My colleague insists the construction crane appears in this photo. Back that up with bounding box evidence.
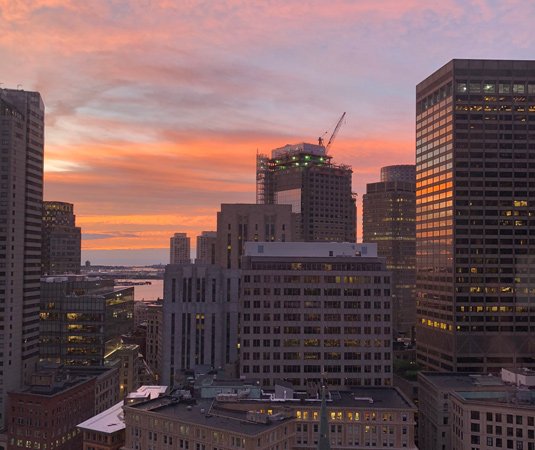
[318,112,346,153]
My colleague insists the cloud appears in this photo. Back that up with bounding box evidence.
[83,232,140,240]
[3,0,535,255]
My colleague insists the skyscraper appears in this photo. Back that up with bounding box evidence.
[363,165,416,338]
[195,231,217,264]
[42,201,81,275]
[416,59,535,372]
[0,88,44,429]
[257,142,356,242]
[170,232,190,264]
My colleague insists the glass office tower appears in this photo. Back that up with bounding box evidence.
[416,59,535,372]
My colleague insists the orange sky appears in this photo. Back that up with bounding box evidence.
[1,0,534,264]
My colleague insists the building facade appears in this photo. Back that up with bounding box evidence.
[0,88,45,431]
[42,201,81,275]
[105,344,153,399]
[195,231,217,264]
[146,301,163,382]
[170,233,191,264]
[162,264,240,385]
[257,143,356,242]
[216,203,295,269]
[122,386,417,450]
[363,165,416,339]
[240,242,392,389]
[7,371,96,450]
[419,368,535,450]
[416,59,535,372]
[40,277,134,366]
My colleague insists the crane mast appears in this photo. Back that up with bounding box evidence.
[323,112,346,154]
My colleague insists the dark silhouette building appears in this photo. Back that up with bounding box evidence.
[0,88,44,430]
[416,59,535,372]
[363,165,416,339]
[256,143,356,242]
[42,201,81,275]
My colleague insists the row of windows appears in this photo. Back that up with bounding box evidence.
[241,338,391,348]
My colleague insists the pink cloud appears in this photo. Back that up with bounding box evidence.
[3,0,535,258]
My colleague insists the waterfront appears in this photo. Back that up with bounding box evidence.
[116,279,163,301]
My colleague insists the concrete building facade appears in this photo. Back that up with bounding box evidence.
[216,203,295,269]
[416,59,535,372]
[240,242,392,389]
[419,368,535,450]
[363,165,416,339]
[170,233,190,264]
[257,143,356,242]
[195,231,217,264]
[0,88,45,431]
[42,201,81,275]
[162,264,240,385]
[145,301,163,382]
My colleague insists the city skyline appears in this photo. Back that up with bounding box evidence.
[2,1,535,264]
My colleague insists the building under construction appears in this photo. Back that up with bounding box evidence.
[256,142,356,242]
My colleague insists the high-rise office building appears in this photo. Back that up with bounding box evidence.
[170,232,190,264]
[216,203,295,269]
[240,242,392,389]
[0,88,44,430]
[195,231,217,264]
[416,59,535,372]
[161,264,240,385]
[42,201,81,275]
[257,143,356,242]
[363,165,416,338]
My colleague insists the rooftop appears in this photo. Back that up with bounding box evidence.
[128,397,286,435]
[78,401,125,434]
[78,386,169,434]
[126,385,168,401]
[419,372,507,390]
[126,386,415,433]
[271,142,326,159]
[452,389,535,408]
[243,242,378,258]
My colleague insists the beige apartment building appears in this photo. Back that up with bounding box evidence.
[450,385,535,450]
[419,368,535,450]
[170,233,191,264]
[240,242,392,389]
[216,203,296,269]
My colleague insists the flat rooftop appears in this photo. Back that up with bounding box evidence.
[128,398,286,435]
[244,242,377,258]
[78,401,125,434]
[271,142,326,159]
[126,385,168,400]
[453,389,535,408]
[420,372,507,390]
[127,387,415,433]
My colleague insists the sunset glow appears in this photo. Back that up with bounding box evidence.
[2,0,534,263]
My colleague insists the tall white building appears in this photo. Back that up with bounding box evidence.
[169,232,190,264]
[0,89,44,431]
